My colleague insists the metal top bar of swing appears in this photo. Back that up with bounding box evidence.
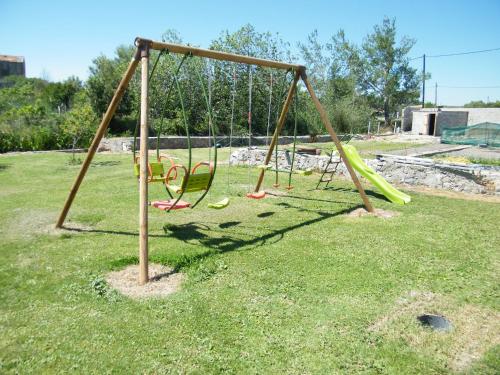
[137,37,304,71]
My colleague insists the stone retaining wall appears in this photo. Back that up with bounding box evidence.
[230,148,500,195]
[98,135,334,152]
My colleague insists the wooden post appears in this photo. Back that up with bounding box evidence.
[147,38,302,71]
[56,50,140,228]
[139,44,150,285]
[301,72,375,213]
[254,70,300,192]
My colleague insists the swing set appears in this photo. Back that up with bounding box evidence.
[55,37,375,285]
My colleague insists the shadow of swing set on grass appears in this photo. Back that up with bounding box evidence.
[67,199,364,273]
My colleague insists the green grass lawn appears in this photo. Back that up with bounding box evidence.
[0,148,499,374]
[294,140,432,158]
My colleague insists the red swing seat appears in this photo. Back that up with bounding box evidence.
[246,191,266,199]
[150,199,191,210]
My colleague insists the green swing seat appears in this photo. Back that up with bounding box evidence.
[167,172,213,194]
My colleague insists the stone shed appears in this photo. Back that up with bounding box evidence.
[0,55,25,79]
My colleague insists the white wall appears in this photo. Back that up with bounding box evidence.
[442,108,500,125]
[411,111,429,134]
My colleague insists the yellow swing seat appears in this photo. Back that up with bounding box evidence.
[133,155,175,183]
[257,164,272,170]
[296,168,313,176]
[207,197,230,209]
[134,162,165,183]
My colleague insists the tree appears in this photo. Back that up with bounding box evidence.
[60,91,98,160]
[464,100,500,108]
[342,17,420,126]
[298,30,372,134]
[42,76,82,113]
[0,76,47,113]
[86,45,139,132]
[209,24,294,136]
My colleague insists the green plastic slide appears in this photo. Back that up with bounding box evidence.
[341,145,411,205]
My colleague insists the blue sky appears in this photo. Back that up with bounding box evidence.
[1,0,499,105]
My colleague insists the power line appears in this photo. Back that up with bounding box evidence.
[438,85,500,89]
[409,47,500,60]
[428,47,500,58]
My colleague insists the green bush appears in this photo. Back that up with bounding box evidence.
[328,98,372,134]
[0,122,66,153]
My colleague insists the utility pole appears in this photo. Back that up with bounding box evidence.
[421,54,426,108]
[434,82,438,107]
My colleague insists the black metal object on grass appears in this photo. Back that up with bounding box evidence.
[417,314,452,332]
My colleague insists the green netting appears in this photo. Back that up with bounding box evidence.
[441,122,500,147]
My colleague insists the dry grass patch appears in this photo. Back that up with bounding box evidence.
[48,222,93,235]
[4,209,92,240]
[346,207,400,218]
[369,291,500,371]
[406,185,500,203]
[106,263,184,299]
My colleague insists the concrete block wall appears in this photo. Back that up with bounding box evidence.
[435,111,468,135]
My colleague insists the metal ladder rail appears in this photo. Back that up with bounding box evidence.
[315,134,353,190]
[316,151,341,189]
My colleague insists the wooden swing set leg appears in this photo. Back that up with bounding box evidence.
[300,71,375,213]
[138,43,150,285]
[55,49,141,229]
[55,41,152,285]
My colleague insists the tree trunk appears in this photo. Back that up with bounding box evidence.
[72,138,77,161]
[383,97,390,127]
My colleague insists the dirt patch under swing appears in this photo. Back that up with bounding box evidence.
[264,188,290,197]
[106,263,185,299]
[346,207,400,218]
